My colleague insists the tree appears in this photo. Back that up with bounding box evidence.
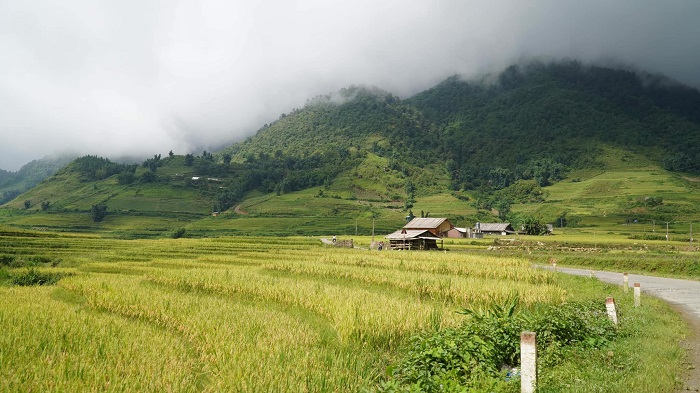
[222,153,232,165]
[493,199,511,222]
[41,201,51,211]
[90,204,108,222]
[117,171,136,185]
[140,171,157,183]
[168,150,174,158]
[184,154,194,166]
[24,200,31,209]
[521,215,548,235]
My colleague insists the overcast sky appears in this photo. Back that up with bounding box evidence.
[2,0,700,170]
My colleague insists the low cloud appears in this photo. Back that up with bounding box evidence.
[1,0,699,170]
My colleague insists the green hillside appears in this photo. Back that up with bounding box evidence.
[0,155,74,205]
[2,61,700,238]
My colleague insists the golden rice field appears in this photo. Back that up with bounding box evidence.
[0,231,592,392]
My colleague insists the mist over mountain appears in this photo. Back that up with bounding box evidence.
[4,61,700,238]
[2,1,700,171]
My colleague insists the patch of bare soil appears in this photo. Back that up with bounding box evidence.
[233,204,248,215]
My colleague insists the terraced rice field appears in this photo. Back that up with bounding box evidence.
[0,231,571,391]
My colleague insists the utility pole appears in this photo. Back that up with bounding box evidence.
[666,222,670,241]
[372,218,375,243]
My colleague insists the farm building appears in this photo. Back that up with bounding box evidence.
[402,217,454,237]
[385,229,442,250]
[384,217,453,250]
[473,222,516,236]
[446,227,467,238]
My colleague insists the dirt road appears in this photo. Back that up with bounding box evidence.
[546,266,700,391]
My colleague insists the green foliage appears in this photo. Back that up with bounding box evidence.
[68,155,125,182]
[117,171,136,185]
[142,154,162,172]
[8,268,64,286]
[0,156,73,205]
[381,297,617,392]
[140,171,158,183]
[170,227,186,239]
[90,204,108,222]
[520,215,549,235]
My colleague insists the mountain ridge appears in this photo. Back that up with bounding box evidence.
[2,60,700,237]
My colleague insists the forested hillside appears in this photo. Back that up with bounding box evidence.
[3,60,700,236]
[408,61,700,191]
[0,156,73,205]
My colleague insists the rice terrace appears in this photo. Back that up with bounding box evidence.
[0,227,694,392]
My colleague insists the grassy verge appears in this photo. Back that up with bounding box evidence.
[537,274,686,392]
[378,273,686,392]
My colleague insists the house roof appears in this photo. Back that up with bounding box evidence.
[476,223,514,232]
[385,229,440,240]
[403,217,450,230]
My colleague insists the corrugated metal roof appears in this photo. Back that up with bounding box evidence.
[403,217,448,229]
[477,223,513,232]
[385,229,434,240]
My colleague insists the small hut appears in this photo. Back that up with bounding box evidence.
[385,229,442,250]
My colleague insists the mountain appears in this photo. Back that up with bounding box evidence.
[407,61,700,189]
[2,60,700,237]
[0,155,74,205]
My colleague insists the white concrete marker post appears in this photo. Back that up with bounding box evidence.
[623,272,629,293]
[605,297,618,325]
[634,283,641,307]
[589,269,595,278]
[520,331,537,393]
[553,262,557,272]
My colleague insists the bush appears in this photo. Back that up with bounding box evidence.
[379,297,617,392]
[171,228,186,239]
[10,268,64,286]
[90,204,108,222]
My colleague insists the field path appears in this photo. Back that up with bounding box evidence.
[233,204,248,214]
[543,266,700,391]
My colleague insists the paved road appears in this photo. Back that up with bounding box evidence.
[543,266,700,319]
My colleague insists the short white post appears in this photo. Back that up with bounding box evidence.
[623,273,629,293]
[634,283,641,307]
[589,269,595,278]
[520,331,537,393]
[605,297,618,325]
[552,262,557,272]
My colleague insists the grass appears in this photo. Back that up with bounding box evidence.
[0,229,691,392]
[537,274,687,392]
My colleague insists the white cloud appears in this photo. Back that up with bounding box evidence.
[1,0,699,170]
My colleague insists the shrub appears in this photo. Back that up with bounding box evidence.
[171,228,186,239]
[10,268,64,286]
[0,255,17,267]
[379,297,617,392]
